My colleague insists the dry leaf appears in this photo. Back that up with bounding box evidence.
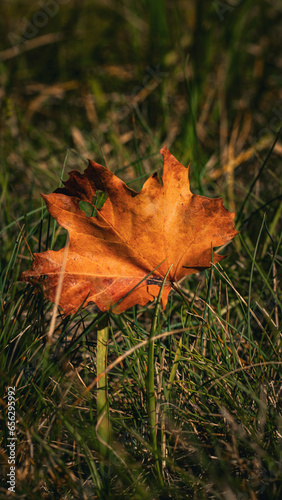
[20,147,237,314]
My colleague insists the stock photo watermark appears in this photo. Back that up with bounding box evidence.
[6,386,17,493]
[254,107,282,141]
[8,0,71,54]
[81,64,168,145]
[213,0,244,21]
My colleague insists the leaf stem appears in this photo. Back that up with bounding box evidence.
[96,315,111,474]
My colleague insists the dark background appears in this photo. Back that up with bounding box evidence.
[1,0,281,220]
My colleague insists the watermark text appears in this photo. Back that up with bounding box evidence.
[6,386,17,493]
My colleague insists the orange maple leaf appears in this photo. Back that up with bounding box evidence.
[20,147,238,314]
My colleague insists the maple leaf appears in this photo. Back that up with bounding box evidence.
[20,147,237,314]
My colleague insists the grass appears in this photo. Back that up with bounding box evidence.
[1,1,282,498]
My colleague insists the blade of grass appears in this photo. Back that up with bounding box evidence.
[147,267,171,485]
[237,127,282,224]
